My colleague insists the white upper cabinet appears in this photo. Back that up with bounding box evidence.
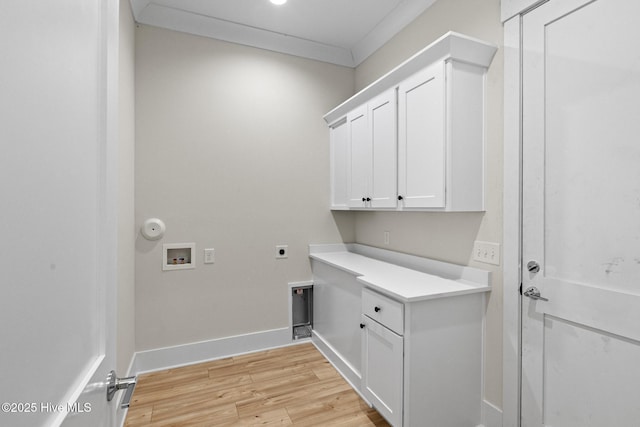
[347,104,370,207]
[346,89,397,208]
[325,32,497,212]
[329,118,348,209]
[369,90,397,208]
[347,89,397,209]
[398,60,488,211]
[398,62,445,209]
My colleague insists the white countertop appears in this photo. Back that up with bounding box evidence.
[309,245,491,303]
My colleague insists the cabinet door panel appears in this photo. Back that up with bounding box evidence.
[347,106,370,207]
[361,315,403,427]
[329,119,349,209]
[398,64,445,208]
[370,90,398,208]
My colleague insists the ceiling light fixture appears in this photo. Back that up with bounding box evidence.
[270,0,287,5]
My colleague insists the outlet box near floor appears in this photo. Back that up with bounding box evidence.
[289,281,313,340]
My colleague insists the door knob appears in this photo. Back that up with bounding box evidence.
[527,260,540,273]
[523,286,548,302]
[107,370,137,405]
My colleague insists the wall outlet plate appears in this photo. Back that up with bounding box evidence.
[473,241,500,266]
[204,248,215,264]
[276,245,288,259]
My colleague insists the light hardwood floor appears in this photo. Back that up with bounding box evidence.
[125,343,391,426]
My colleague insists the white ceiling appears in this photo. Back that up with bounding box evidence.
[129,0,438,67]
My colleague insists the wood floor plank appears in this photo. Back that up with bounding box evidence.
[123,404,154,427]
[217,408,293,426]
[235,375,354,417]
[124,342,390,426]
[286,389,385,426]
[309,361,341,380]
[150,401,237,426]
[130,377,233,407]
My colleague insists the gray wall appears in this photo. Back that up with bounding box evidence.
[133,0,504,410]
[134,25,355,350]
[353,0,504,408]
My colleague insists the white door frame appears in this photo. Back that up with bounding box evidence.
[502,15,522,427]
[502,1,548,426]
[504,1,640,426]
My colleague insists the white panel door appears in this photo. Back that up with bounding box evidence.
[347,105,370,207]
[521,0,640,425]
[0,1,118,426]
[398,63,445,208]
[361,315,403,427]
[369,89,397,209]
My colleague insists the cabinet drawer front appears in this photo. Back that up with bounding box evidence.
[362,288,404,334]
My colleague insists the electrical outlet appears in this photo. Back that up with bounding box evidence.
[473,241,500,266]
[204,248,215,264]
[276,245,288,259]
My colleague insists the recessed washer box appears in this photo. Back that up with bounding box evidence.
[163,243,196,271]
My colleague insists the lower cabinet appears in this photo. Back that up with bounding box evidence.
[310,247,488,427]
[361,313,403,427]
[359,287,484,427]
[361,288,404,427]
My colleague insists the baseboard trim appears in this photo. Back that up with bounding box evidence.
[133,327,294,375]
[481,399,503,427]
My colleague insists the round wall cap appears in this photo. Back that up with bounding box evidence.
[141,218,166,240]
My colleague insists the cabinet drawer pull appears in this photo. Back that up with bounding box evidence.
[374,306,381,312]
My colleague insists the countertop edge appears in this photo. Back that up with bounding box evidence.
[357,276,490,303]
[309,246,491,303]
[309,253,362,277]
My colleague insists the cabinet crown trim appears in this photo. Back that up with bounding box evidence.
[323,31,497,125]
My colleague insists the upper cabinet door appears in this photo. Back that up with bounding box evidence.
[369,89,397,209]
[398,63,445,209]
[346,88,398,209]
[347,105,370,208]
[329,119,349,209]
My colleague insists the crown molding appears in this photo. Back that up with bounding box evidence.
[129,0,439,68]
